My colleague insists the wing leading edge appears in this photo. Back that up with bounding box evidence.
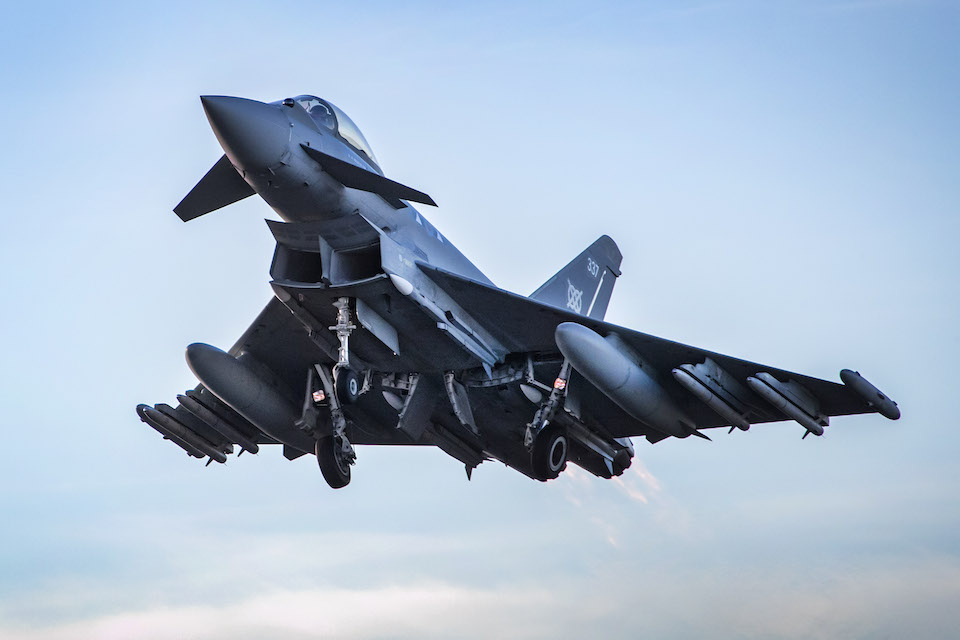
[418,263,894,439]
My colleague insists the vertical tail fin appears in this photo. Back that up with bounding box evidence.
[530,235,622,320]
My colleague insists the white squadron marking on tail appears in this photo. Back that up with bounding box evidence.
[566,279,583,314]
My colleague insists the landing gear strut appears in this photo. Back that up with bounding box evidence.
[330,297,361,405]
[526,361,571,481]
[311,364,356,489]
[306,298,366,489]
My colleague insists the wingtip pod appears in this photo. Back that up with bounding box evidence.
[840,369,900,420]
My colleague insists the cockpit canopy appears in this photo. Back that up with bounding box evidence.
[292,95,379,168]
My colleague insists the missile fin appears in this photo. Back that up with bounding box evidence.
[690,429,712,441]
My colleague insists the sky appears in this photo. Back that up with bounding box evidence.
[1,0,958,637]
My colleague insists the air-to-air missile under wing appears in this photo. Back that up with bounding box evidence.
[138,94,900,488]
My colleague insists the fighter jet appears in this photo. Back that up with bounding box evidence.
[137,94,900,488]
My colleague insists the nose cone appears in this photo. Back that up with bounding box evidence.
[200,96,289,171]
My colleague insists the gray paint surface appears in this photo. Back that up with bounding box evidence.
[140,93,897,484]
[3,3,954,637]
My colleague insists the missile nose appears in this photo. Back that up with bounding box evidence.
[200,96,289,172]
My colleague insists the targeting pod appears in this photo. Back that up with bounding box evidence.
[840,369,900,420]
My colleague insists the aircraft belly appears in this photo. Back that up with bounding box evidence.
[272,276,485,372]
[342,399,420,446]
[453,385,538,477]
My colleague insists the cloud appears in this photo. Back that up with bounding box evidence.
[4,554,960,640]
[0,583,593,640]
[701,556,960,639]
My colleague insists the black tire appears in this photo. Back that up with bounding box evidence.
[316,436,351,489]
[531,426,568,481]
[334,368,360,405]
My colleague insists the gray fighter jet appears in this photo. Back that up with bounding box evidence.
[137,94,900,488]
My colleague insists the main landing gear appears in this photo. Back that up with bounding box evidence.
[301,297,364,489]
[531,424,568,481]
[526,361,571,481]
[316,432,353,488]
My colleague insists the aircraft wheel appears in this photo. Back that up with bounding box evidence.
[531,426,567,481]
[334,368,360,405]
[316,435,351,489]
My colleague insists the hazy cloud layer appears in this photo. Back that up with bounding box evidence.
[1,0,957,638]
[4,554,959,639]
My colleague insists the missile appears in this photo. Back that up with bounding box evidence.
[137,404,205,458]
[672,366,751,431]
[555,322,695,439]
[746,373,825,437]
[177,393,260,454]
[185,343,314,452]
[137,404,228,463]
[840,369,900,420]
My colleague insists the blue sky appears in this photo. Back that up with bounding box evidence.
[1,1,958,637]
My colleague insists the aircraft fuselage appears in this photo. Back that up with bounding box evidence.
[139,93,897,489]
[202,96,490,286]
